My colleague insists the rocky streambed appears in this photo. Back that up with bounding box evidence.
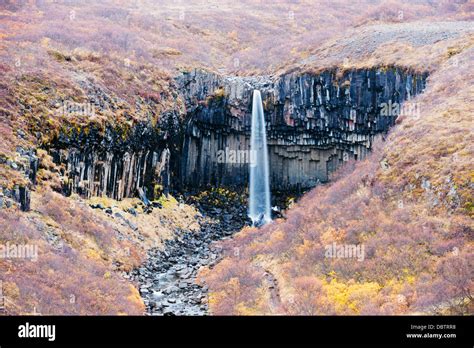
[129,197,248,316]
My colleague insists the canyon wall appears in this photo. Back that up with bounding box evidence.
[43,67,427,201]
[47,114,180,201]
[178,68,427,190]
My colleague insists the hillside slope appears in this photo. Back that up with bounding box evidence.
[201,40,474,315]
[0,1,472,315]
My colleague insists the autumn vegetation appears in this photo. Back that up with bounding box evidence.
[0,0,473,315]
[0,191,145,314]
[201,46,474,315]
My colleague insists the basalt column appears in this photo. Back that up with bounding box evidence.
[178,68,428,191]
[47,117,180,201]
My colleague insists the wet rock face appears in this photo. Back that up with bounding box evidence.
[178,68,428,190]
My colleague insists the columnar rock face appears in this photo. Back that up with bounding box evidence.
[0,148,37,211]
[48,116,180,201]
[178,68,427,190]
[45,67,427,200]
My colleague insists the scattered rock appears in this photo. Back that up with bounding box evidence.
[152,201,163,208]
[114,212,124,219]
[129,198,247,315]
[126,220,138,231]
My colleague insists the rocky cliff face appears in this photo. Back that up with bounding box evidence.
[41,66,427,202]
[178,67,427,190]
[0,147,37,211]
[46,112,181,201]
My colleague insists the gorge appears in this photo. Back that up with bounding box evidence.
[4,65,422,316]
[1,0,471,320]
[37,66,428,206]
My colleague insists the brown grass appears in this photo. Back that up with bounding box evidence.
[0,0,472,315]
[202,46,474,315]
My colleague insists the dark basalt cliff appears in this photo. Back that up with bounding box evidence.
[178,67,427,190]
[39,66,427,203]
[45,113,181,201]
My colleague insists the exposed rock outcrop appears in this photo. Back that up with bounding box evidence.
[178,67,427,190]
[0,148,37,211]
[47,113,181,201]
[42,66,427,199]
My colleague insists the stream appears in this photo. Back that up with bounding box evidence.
[129,200,248,315]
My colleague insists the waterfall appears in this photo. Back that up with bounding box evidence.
[249,90,271,226]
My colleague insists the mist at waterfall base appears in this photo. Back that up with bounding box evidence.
[248,90,272,226]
